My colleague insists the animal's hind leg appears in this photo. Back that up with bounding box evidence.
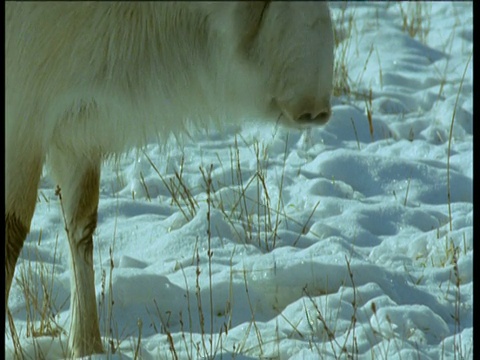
[5,152,44,308]
[50,149,104,356]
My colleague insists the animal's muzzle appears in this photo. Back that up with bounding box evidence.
[275,98,332,126]
[295,107,332,125]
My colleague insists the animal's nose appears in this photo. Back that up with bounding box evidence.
[296,107,332,125]
[275,97,332,126]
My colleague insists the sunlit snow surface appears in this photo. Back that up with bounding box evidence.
[6,2,472,359]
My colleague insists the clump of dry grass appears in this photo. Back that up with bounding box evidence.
[398,2,431,44]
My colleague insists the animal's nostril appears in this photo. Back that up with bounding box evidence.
[296,109,331,124]
[297,113,314,122]
[316,109,331,123]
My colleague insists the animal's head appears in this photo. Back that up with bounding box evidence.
[235,1,335,127]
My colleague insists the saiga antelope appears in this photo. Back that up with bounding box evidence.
[5,2,334,356]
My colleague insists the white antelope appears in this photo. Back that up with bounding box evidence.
[5,1,334,357]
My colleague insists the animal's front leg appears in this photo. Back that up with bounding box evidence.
[50,149,104,357]
[5,150,44,310]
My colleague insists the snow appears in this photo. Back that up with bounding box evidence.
[5,2,473,359]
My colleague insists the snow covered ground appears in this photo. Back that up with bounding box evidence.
[5,2,473,359]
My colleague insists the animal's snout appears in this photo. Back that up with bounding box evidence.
[276,97,332,126]
[296,107,332,125]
